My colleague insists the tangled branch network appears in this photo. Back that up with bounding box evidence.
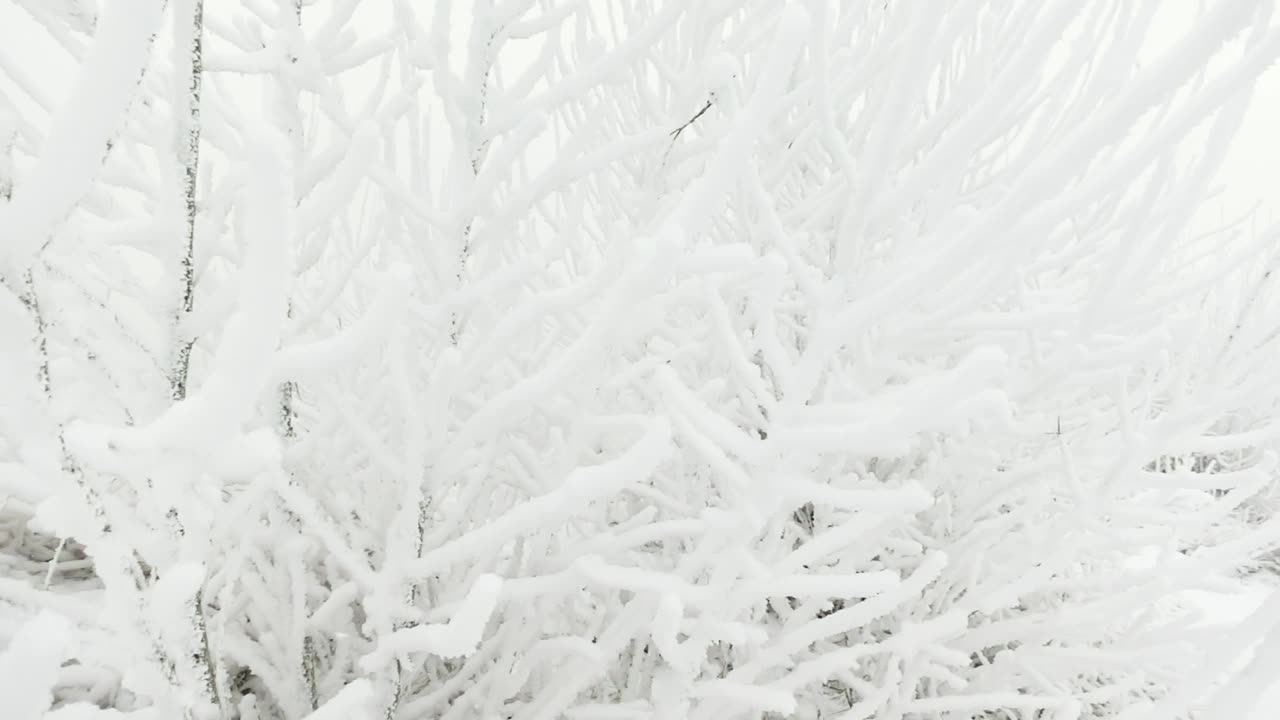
[1,2,1280,719]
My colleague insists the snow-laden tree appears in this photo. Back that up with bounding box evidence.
[3,1,1280,718]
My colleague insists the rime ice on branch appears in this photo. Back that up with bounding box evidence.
[1,2,1280,719]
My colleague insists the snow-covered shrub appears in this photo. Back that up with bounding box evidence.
[2,2,1280,719]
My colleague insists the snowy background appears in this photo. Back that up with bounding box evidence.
[3,2,1280,719]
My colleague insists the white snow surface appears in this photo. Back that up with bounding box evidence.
[2,1,1280,719]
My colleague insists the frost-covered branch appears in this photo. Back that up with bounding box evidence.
[4,2,1280,719]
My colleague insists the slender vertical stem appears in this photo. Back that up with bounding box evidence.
[171,0,204,403]
[276,0,304,440]
[272,5,318,712]
[169,4,220,715]
[449,7,498,347]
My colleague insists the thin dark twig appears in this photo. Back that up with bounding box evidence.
[659,100,714,173]
[670,100,713,141]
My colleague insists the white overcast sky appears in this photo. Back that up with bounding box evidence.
[1,4,1277,229]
